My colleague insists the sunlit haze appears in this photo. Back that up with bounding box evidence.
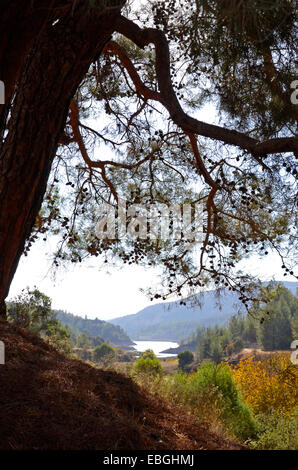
[9,236,294,321]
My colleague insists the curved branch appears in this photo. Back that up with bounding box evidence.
[114,15,298,157]
[69,99,151,170]
[186,132,218,189]
[105,41,222,189]
[104,40,161,102]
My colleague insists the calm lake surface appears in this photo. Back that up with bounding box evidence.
[132,340,179,358]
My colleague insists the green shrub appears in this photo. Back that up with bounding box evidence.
[159,362,258,441]
[132,356,163,377]
[93,342,116,366]
[195,362,258,440]
[139,349,156,360]
[159,371,224,426]
[131,351,163,387]
[249,411,298,450]
[178,350,194,370]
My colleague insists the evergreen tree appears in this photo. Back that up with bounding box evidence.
[8,287,73,353]
[76,333,92,348]
[210,337,224,364]
[192,286,296,358]
[178,350,194,370]
[257,287,297,350]
[0,1,296,317]
[93,342,116,366]
[8,287,52,333]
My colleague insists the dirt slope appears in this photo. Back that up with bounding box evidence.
[0,319,244,450]
[227,348,291,365]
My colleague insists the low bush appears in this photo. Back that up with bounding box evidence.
[131,350,163,385]
[133,356,163,376]
[232,354,297,416]
[178,350,194,370]
[159,362,258,441]
[93,342,116,367]
[248,411,298,450]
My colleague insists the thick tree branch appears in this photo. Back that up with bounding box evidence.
[114,15,298,157]
[104,40,161,102]
[104,38,271,173]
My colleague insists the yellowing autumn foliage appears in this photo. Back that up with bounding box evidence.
[232,354,298,416]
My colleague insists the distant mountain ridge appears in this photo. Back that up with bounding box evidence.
[110,281,298,342]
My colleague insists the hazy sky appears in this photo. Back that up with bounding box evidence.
[9,240,164,320]
[8,235,293,321]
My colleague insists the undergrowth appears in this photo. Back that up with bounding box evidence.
[131,354,298,448]
[133,361,258,442]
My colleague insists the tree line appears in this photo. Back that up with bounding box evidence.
[184,286,298,363]
[7,287,134,365]
[55,310,132,346]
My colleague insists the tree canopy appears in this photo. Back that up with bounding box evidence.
[0,0,297,315]
[8,287,53,333]
[93,341,116,366]
[178,350,194,370]
[182,285,298,362]
[7,287,73,353]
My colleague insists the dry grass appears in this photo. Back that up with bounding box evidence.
[161,358,179,375]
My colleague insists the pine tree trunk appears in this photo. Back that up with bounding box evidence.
[0,0,62,135]
[0,6,118,313]
[0,300,6,319]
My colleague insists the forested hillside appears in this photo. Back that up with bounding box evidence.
[111,282,298,341]
[55,310,133,347]
[111,289,243,340]
[163,286,298,361]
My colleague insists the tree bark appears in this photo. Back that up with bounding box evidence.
[0,5,119,311]
[0,0,66,136]
[0,300,6,319]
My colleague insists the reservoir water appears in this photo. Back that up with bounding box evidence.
[132,340,179,358]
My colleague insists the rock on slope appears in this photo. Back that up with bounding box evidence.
[0,318,244,450]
